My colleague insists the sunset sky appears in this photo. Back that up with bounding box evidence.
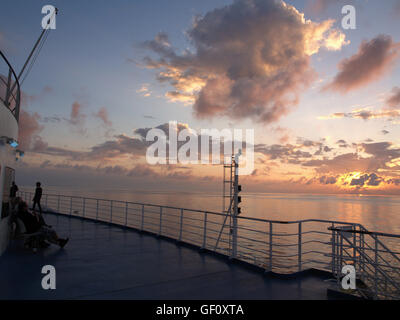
[1,0,400,194]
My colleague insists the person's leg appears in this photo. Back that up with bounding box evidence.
[41,227,68,248]
[32,200,37,211]
[38,201,42,214]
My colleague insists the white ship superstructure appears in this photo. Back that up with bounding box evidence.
[0,51,21,255]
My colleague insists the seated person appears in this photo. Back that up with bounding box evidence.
[17,201,69,248]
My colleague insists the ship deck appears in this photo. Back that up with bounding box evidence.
[0,212,341,300]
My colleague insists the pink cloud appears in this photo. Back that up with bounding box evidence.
[18,110,45,150]
[325,35,400,93]
[142,0,347,123]
[94,107,112,127]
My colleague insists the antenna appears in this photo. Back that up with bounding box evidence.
[216,150,242,258]
[8,8,58,95]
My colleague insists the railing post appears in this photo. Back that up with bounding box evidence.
[110,200,113,223]
[360,233,365,280]
[331,223,335,276]
[45,194,48,209]
[298,222,302,272]
[159,207,163,236]
[96,199,99,220]
[374,236,378,299]
[336,231,340,289]
[340,233,343,275]
[141,205,145,231]
[202,212,208,249]
[179,209,183,242]
[82,198,86,217]
[269,222,273,271]
[69,197,72,216]
[125,202,128,226]
[353,225,357,272]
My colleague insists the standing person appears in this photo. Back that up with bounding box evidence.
[32,182,43,214]
[10,181,19,200]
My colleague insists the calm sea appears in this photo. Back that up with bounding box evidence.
[21,185,400,235]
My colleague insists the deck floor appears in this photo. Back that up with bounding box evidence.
[0,213,334,300]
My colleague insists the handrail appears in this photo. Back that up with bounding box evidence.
[17,190,400,299]
[17,190,364,226]
[0,50,21,122]
[329,227,400,239]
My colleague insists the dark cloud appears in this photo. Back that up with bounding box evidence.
[319,175,337,185]
[386,87,400,108]
[320,108,400,121]
[325,35,400,93]
[350,173,383,187]
[388,178,400,186]
[32,122,248,163]
[303,142,400,174]
[142,0,346,123]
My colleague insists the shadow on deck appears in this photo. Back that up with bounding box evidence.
[0,212,343,300]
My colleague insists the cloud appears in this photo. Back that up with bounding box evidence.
[348,173,383,187]
[395,1,400,16]
[306,0,348,15]
[142,0,347,123]
[18,110,46,150]
[319,108,400,121]
[386,87,400,108]
[69,101,86,126]
[325,35,400,93]
[302,142,400,174]
[254,139,330,163]
[136,84,151,97]
[319,175,337,185]
[94,107,112,127]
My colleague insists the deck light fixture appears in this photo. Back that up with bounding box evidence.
[0,136,19,148]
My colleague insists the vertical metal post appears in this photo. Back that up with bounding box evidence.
[110,200,113,223]
[269,222,273,271]
[82,198,86,217]
[45,194,48,208]
[298,222,302,272]
[331,223,335,276]
[374,236,378,299]
[69,197,72,216]
[232,216,237,258]
[57,195,60,213]
[340,234,343,274]
[360,233,365,280]
[353,225,357,271]
[96,199,99,220]
[179,209,183,242]
[125,202,128,226]
[159,207,163,236]
[336,231,340,289]
[141,205,145,231]
[202,212,208,249]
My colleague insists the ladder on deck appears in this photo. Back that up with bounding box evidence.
[215,152,241,257]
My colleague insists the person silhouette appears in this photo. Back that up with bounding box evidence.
[10,181,19,200]
[32,182,43,214]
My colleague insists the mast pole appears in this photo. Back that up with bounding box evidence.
[10,8,58,93]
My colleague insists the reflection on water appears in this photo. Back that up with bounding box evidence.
[26,186,400,235]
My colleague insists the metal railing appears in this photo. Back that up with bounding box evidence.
[330,226,400,299]
[18,191,400,299]
[0,50,20,122]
